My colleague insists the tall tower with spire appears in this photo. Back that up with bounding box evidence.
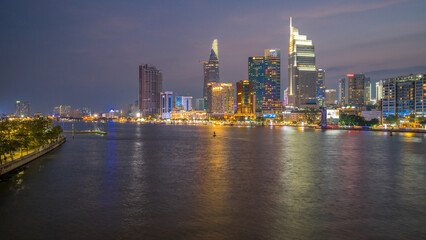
[201,39,220,110]
[288,17,317,107]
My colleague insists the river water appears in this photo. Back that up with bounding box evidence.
[0,122,425,239]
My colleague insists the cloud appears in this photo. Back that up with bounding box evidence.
[286,0,413,20]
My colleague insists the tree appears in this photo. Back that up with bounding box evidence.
[303,108,320,124]
[384,115,400,125]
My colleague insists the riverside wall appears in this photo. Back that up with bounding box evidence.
[0,137,66,176]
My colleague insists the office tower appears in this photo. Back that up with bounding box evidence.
[14,101,31,117]
[375,80,383,101]
[288,17,317,107]
[139,64,162,117]
[263,49,282,116]
[283,88,289,106]
[236,80,255,118]
[53,105,71,117]
[339,78,347,106]
[248,56,265,116]
[195,98,205,111]
[175,96,193,111]
[175,96,183,107]
[181,96,192,111]
[201,39,220,110]
[160,91,173,119]
[342,73,370,106]
[382,74,426,118]
[324,89,337,107]
[364,77,371,105]
[206,82,234,117]
[317,69,326,105]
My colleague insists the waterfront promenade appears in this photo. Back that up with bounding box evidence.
[0,136,66,176]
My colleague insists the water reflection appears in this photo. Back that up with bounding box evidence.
[0,124,425,239]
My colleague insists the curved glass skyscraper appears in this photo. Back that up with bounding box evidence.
[201,39,220,110]
[288,17,317,107]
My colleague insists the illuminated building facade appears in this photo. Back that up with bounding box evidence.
[160,91,173,119]
[317,69,326,105]
[15,101,31,117]
[283,88,289,106]
[139,64,162,117]
[53,105,71,117]
[263,49,282,115]
[236,80,255,118]
[288,17,317,107]
[201,39,220,110]
[382,74,426,118]
[195,98,204,110]
[207,82,234,117]
[248,56,265,116]
[340,74,370,107]
[376,80,383,101]
[324,89,337,107]
[175,96,193,111]
[339,78,347,106]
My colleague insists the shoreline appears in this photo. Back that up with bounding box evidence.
[61,120,426,134]
[0,136,66,177]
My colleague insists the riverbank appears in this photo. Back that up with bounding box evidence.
[0,136,66,176]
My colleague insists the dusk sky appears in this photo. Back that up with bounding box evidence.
[1,0,426,114]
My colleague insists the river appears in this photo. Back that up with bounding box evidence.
[0,122,425,239]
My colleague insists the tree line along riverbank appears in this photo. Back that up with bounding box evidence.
[0,118,63,164]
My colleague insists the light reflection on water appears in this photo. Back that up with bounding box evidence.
[0,123,425,239]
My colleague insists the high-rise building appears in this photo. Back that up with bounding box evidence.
[317,69,326,105]
[201,39,220,110]
[207,82,234,117]
[339,74,370,107]
[182,96,192,111]
[288,17,317,107]
[248,56,265,116]
[235,80,255,119]
[339,78,347,106]
[382,74,426,118]
[195,98,205,111]
[283,88,289,106]
[375,80,383,101]
[175,96,193,111]
[53,105,71,117]
[14,101,31,117]
[175,96,183,107]
[139,64,162,117]
[263,49,282,116]
[324,89,337,107]
[160,91,173,119]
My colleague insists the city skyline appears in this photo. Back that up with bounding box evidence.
[1,0,426,114]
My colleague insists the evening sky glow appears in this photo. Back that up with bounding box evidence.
[1,0,425,113]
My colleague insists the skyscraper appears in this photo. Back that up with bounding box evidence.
[288,17,317,107]
[324,89,337,107]
[248,56,265,116]
[283,88,289,106]
[207,82,234,117]
[317,69,326,105]
[160,91,173,119]
[263,49,282,116]
[382,74,426,118]
[201,39,220,110]
[14,101,31,117]
[236,80,255,119]
[376,80,383,101]
[339,78,347,106]
[343,73,370,106]
[139,64,162,117]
